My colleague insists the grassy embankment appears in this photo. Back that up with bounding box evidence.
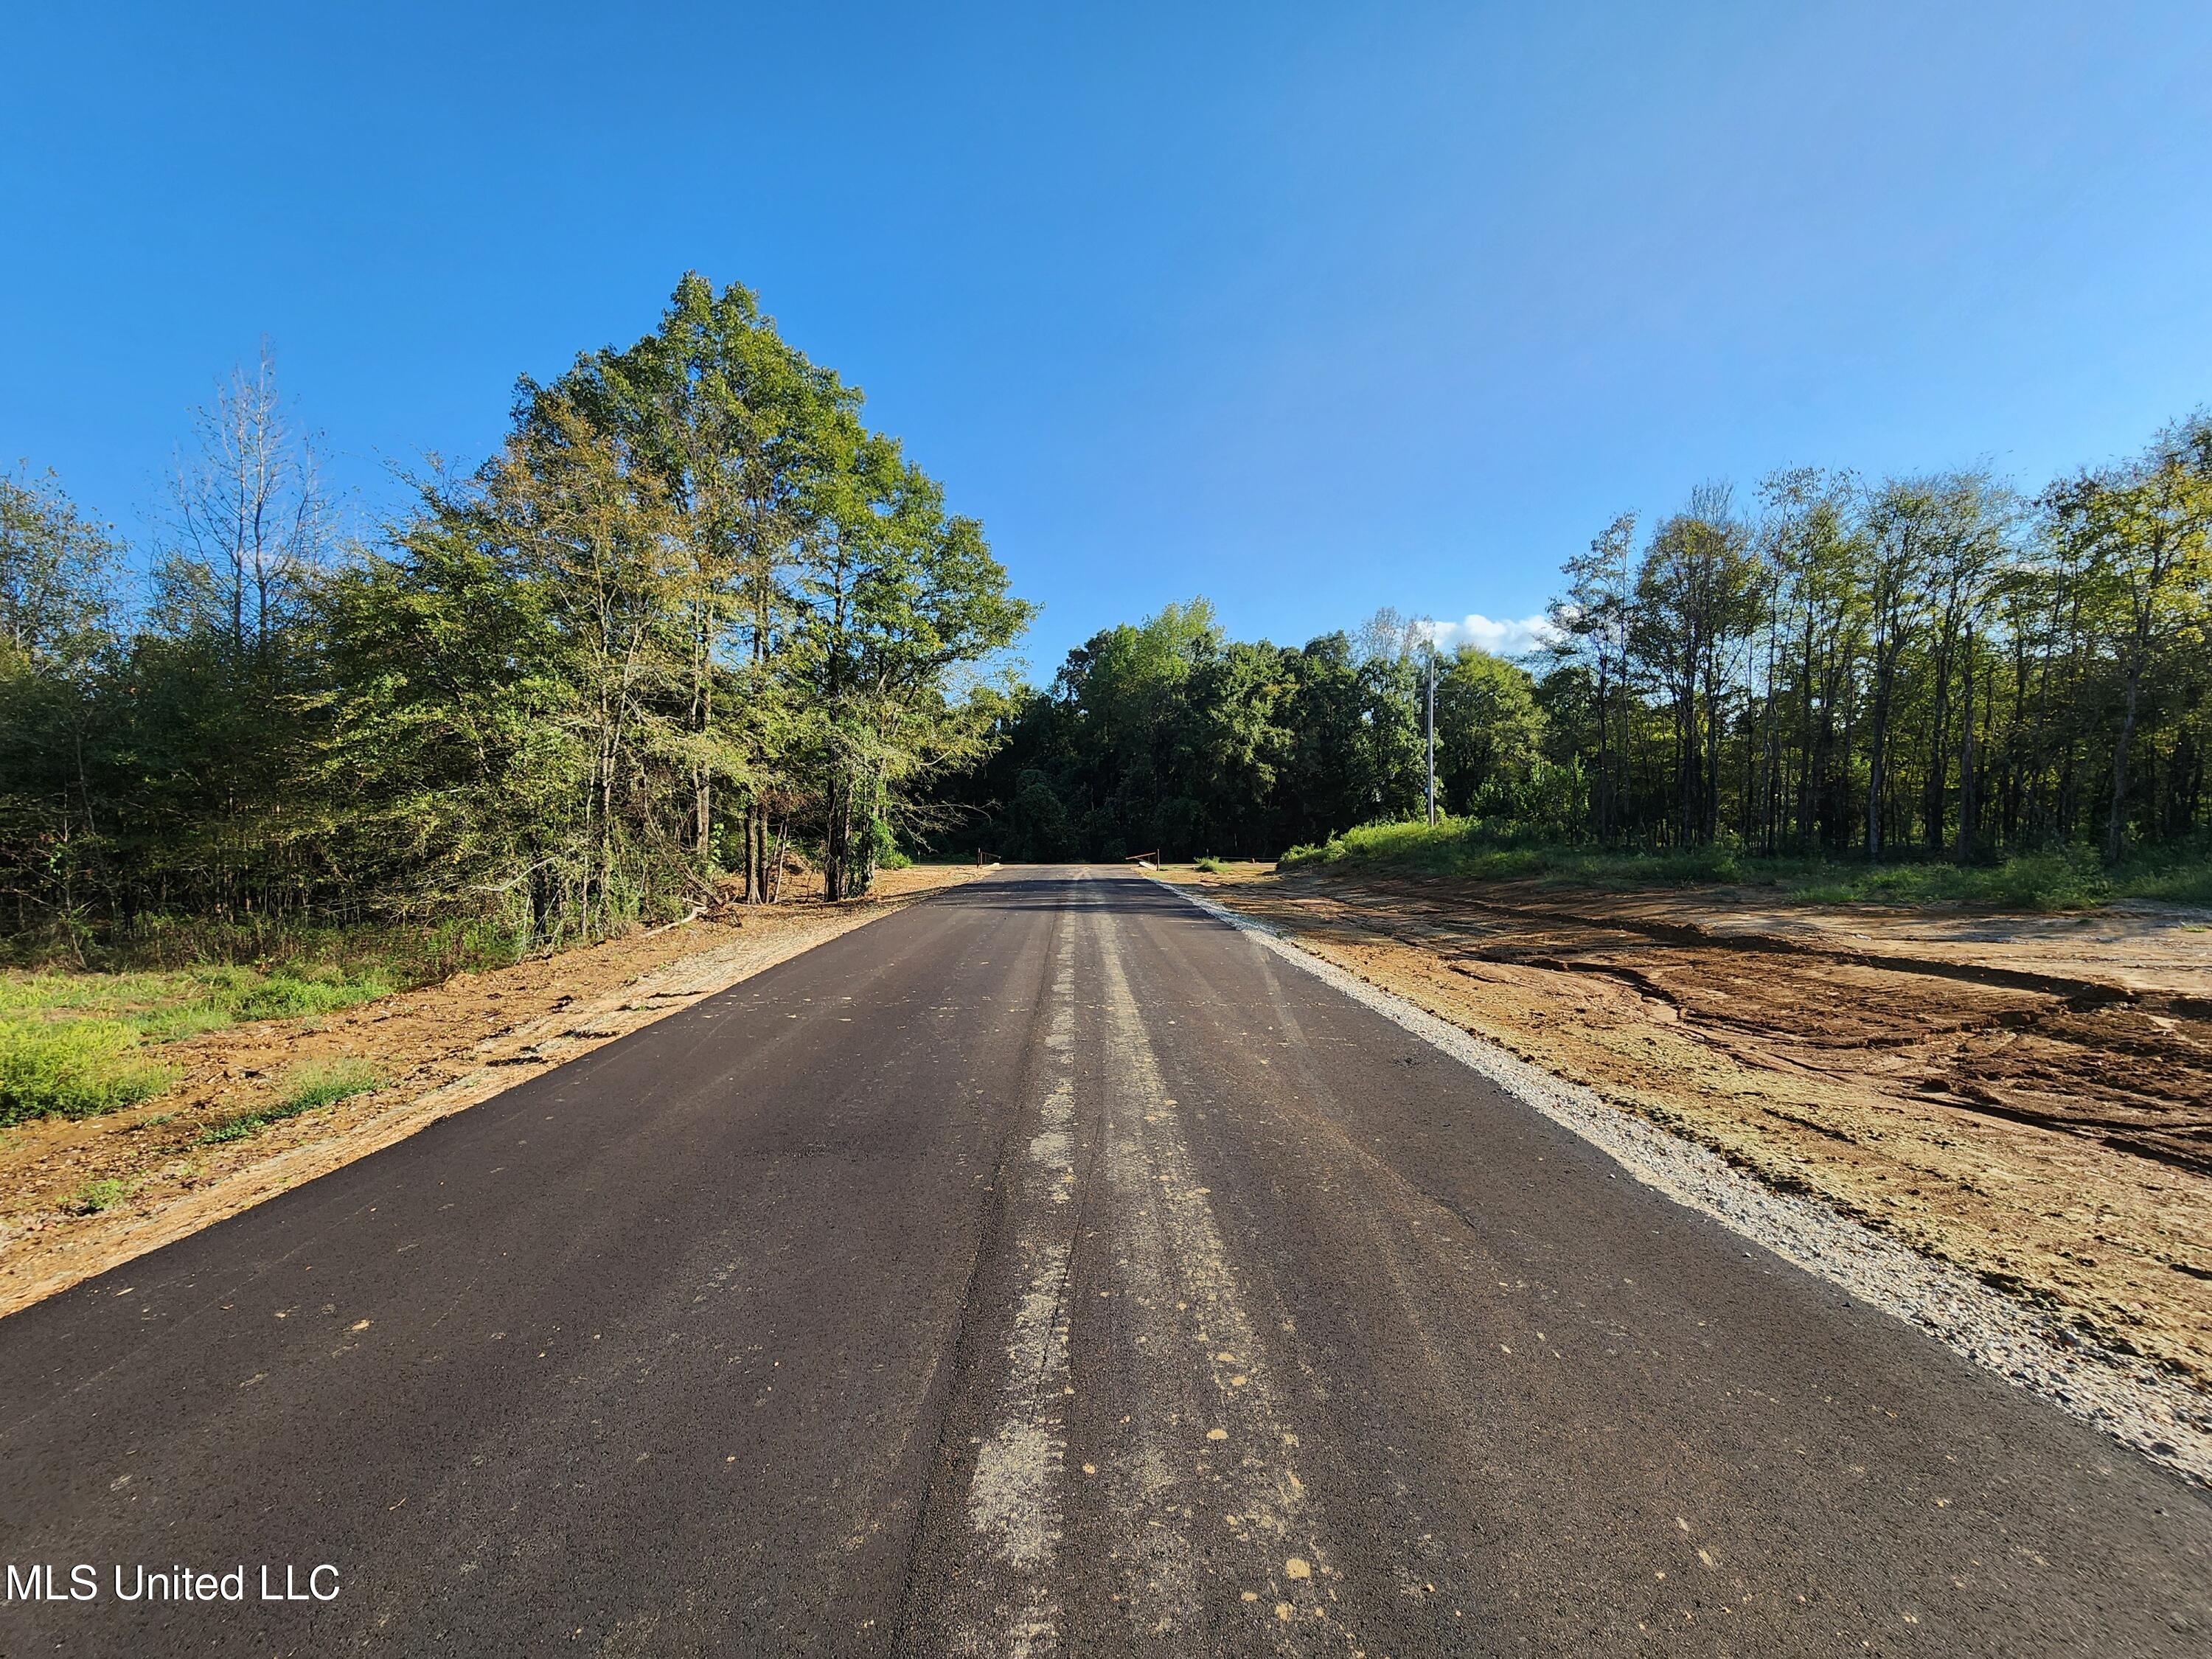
[0,917,518,1131]
[1278,818,2212,911]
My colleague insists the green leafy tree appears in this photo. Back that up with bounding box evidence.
[0,470,125,944]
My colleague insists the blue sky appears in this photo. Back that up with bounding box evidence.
[5,2,2211,673]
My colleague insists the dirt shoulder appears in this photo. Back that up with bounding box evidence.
[0,864,984,1321]
[1167,863,2212,1391]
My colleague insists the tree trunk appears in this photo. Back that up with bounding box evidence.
[1955,636,1977,862]
[2107,666,2142,864]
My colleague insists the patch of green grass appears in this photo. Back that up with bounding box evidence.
[63,1175,140,1215]
[1278,818,2212,914]
[0,963,391,1128]
[0,963,392,1037]
[0,1020,175,1127]
[1194,855,1228,874]
[194,1060,381,1147]
[2118,857,2212,908]
[1280,818,1757,888]
[192,1116,260,1146]
[281,1058,383,1112]
[1795,847,2113,910]
[0,911,548,1128]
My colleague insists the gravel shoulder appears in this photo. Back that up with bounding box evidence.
[0,865,984,1321]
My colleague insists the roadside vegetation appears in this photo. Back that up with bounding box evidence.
[7,282,2208,1144]
[945,421,2210,886]
[2,276,1029,1119]
[1279,817,2212,911]
[194,1059,381,1146]
[0,961,394,1127]
[2,274,1030,987]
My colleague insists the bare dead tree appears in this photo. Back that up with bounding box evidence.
[163,341,333,651]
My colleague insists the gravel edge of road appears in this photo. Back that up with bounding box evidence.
[1155,877,2212,1490]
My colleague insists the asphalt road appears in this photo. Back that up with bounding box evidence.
[2,868,2206,1657]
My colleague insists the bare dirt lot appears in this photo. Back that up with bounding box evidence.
[0,865,983,1319]
[1172,863,2212,1391]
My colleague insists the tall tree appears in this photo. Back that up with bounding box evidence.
[0,470,125,942]
[1548,512,1634,844]
[533,274,858,898]
[1631,484,1759,846]
[2047,417,2212,861]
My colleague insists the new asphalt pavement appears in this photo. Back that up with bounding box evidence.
[2,868,2205,1655]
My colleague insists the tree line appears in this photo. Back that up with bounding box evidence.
[10,299,2207,935]
[1547,428,2210,863]
[953,417,2211,868]
[942,601,1549,862]
[1,276,1029,956]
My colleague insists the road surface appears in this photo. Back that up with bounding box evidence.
[2,868,2206,1655]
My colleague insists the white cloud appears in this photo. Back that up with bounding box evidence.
[1424,611,1557,658]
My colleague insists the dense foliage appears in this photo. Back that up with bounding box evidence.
[1545,437,2212,861]
[954,421,2212,869]
[1,277,1030,958]
[942,602,1551,862]
[9,293,2208,944]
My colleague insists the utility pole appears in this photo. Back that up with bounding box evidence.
[1425,630,1437,827]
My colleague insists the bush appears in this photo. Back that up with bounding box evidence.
[866,815,914,872]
